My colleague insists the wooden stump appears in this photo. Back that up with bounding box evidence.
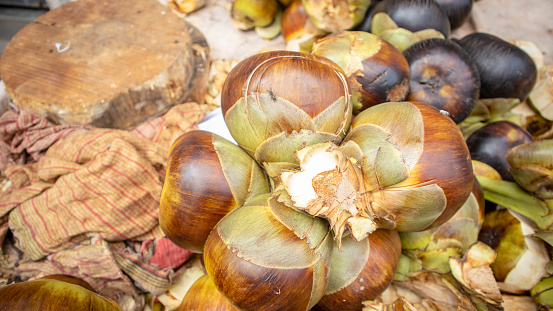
[0,0,209,129]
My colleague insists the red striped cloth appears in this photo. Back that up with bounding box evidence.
[3,128,167,259]
[0,109,88,171]
[12,238,141,305]
[8,237,193,310]
[0,102,207,310]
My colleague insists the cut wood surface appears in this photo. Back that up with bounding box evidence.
[0,0,208,129]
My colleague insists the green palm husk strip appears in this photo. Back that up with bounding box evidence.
[476,175,553,231]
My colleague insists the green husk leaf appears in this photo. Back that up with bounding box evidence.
[429,218,480,249]
[345,124,410,190]
[370,12,398,36]
[338,140,365,164]
[378,28,419,52]
[418,247,464,274]
[465,98,492,122]
[286,33,324,53]
[217,197,332,268]
[324,233,371,294]
[351,102,424,172]
[459,122,486,140]
[532,275,553,308]
[311,31,383,77]
[510,165,553,198]
[457,98,521,140]
[413,29,444,41]
[476,175,553,231]
[224,93,317,154]
[472,160,503,181]
[399,231,432,251]
[480,98,521,118]
[393,253,423,281]
[255,130,341,165]
[401,218,477,254]
[528,65,553,121]
[371,182,446,231]
[268,195,332,254]
[362,297,419,311]
[313,95,352,138]
[263,161,299,185]
[248,160,272,201]
[214,134,270,207]
[302,0,371,32]
[399,193,481,274]
[506,139,553,199]
[255,8,282,39]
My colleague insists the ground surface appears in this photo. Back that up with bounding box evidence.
[184,0,553,65]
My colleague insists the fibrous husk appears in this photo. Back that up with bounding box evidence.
[449,242,503,308]
[302,0,371,33]
[502,294,538,311]
[279,141,377,244]
[371,271,477,311]
[494,212,550,294]
[506,139,553,200]
[279,101,471,245]
[476,175,553,231]
[370,13,444,52]
[528,65,553,121]
[457,98,523,139]
[362,296,419,311]
[400,191,482,274]
[531,275,553,310]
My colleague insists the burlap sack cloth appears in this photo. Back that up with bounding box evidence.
[0,103,209,311]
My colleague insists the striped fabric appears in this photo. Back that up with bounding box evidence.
[0,102,206,311]
[6,128,169,259]
[0,109,88,171]
[13,238,141,304]
[8,237,193,311]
